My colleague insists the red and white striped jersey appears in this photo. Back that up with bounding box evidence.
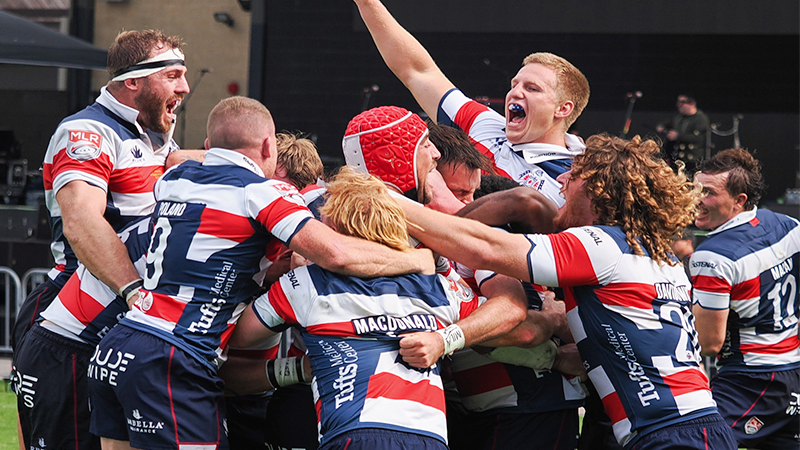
[40,218,151,345]
[251,263,482,446]
[42,86,176,287]
[436,89,585,207]
[124,148,313,369]
[691,208,800,371]
[525,224,717,447]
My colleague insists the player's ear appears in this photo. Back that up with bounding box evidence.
[204,138,210,150]
[555,101,574,120]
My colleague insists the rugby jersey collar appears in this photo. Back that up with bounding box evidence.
[204,147,265,177]
[510,132,586,164]
[707,206,757,236]
[97,86,144,135]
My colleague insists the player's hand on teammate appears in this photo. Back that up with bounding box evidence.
[399,331,445,368]
[552,343,587,381]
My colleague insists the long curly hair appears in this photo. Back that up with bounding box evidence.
[572,133,699,265]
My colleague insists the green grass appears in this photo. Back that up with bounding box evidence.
[0,390,18,450]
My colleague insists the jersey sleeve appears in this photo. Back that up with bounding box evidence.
[251,265,317,330]
[689,249,734,310]
[245,179,313,245]
[526,227,620,288]
[436,274,483,323]
[45,119,117,195]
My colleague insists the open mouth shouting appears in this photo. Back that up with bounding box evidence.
[508,103,526,124]
[166,97,182,121]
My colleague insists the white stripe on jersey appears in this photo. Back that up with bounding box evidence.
[603,304,662,330]
[742,327,800,366]
[651,355,716,415]
[730,297,761,319]
[567,307,587,342]
[52,170,109,197]
[110,192,157,216]
[186,233,240,263]
[589,349,634,446]
[263,267,466,331]
[359,350,447,441]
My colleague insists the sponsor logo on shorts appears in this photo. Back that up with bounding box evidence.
[30,437,46,449]
[787,392,800,416]
[87,346,135,386]
[127,409,165,434]
[9,367,37,409]
[744,416,764,435]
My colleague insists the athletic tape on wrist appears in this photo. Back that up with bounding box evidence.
[119,279,143,303]
[436,324,465,356]
[266,356,304,388]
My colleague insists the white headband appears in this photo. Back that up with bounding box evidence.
[111,48,185,82]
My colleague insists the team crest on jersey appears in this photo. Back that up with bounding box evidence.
[272,181,300,195]
[135,291,153,312]
[518,170,545,191]
[744,416,764,435]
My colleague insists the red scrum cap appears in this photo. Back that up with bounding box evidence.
[342,106,428,197]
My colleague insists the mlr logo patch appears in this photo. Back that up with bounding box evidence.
[744,416,764,435]
[67,130,102,161]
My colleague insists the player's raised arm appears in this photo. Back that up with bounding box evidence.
[354,0,455,119]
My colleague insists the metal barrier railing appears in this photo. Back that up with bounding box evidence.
[0,267,22,353]
[21,268,50,311]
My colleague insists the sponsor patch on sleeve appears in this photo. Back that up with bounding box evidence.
[67,130,103,161]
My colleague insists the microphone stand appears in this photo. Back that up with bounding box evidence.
[177,69,210,148]
[621,93,640,138]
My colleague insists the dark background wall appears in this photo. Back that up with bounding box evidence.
[260,0,799,202]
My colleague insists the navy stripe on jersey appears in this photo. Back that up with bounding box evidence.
[65,103,139,141]
[306,264,452,309]
[522,157,572,182]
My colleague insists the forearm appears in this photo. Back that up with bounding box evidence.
[219,355,275,395]
[458,187,558,234]
[458,277,527,347]
[354,0,453,118]
[401,200,531,281]
[481,309,556,348]
[64,214,139,293]
[290,220,434,277]
[320,236,434,277]
[219,355,311,396]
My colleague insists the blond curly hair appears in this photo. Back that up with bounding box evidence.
[572,133,699,265]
